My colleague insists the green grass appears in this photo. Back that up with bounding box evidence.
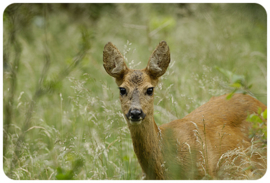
[3,3,267,180]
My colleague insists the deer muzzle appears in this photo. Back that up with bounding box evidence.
[126,108,146,125]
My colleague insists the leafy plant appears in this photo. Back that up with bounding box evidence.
[215,67,253,99]
[56,157,84,180]
[247,108,267,145]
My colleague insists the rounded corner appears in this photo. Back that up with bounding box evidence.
[2,169,16,181]
[255,167,268,181]
[3,3,20,14]
[252,2,267,17]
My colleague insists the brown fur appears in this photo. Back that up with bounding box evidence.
[103,41,267,179]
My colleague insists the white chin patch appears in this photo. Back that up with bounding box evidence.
[129,120,142,125]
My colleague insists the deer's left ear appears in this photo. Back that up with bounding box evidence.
[103,42,129,79]
[145,41,170,79]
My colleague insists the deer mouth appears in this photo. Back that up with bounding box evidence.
[129,119,142,125]
[128,116,143,125]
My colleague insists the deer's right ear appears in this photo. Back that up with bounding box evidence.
[103,42,128,79]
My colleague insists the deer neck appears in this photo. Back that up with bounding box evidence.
[128,116,165,179]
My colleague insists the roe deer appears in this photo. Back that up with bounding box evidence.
[103,41,267,180]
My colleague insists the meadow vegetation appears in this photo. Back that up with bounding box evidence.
[3,3,267,180]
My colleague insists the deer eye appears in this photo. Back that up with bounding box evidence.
[119,87,127,96]
[146,87,154,96]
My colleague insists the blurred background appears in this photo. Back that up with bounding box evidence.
[3,3,267,180]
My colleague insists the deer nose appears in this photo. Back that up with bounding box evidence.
[131,109,142,119]
[126,108,146,121]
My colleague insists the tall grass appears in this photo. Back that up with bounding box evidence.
[3,3,266,180]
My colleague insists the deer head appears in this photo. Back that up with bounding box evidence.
[103,41,170,126]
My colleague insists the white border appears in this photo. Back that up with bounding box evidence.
[0,1,269,183]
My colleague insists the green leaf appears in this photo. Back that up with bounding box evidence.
[55,168,74,180]
[242,166,253,172]
[215,67,233,79]
[230,82,242,88]
[226,92,234,100]
[215,66,245,83]
[262,109,267,119]
[247,114,262,123]
[57,167,63,174]
[72,159,84,170]
[231,74,245,84]
[226,89,237,100]
[123,155,129,161]
[257,108,262,115]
